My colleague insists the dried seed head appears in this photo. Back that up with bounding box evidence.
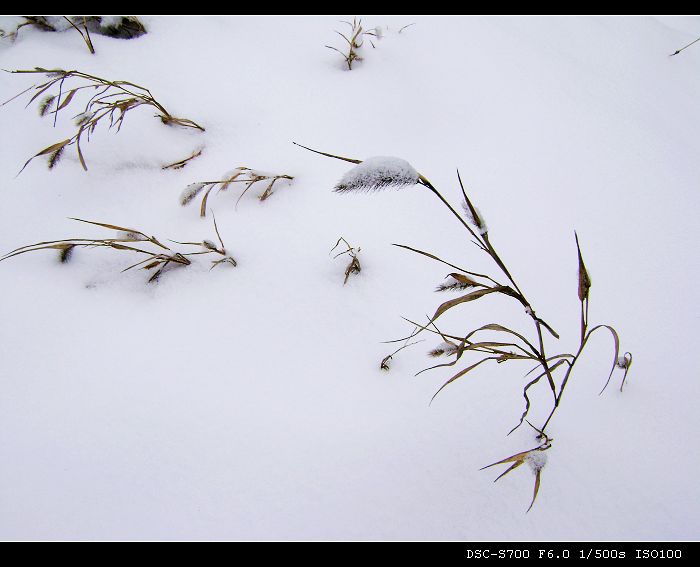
[436,273,480,292]
[39,95,55,116]
[575,232,591,302]
[334,156,419,193]
[74,111,94,127]
[116,231,147,241]
[180,183,207,206]
[462,201,487,234]
[58,243,75,263]
[429,342,458,357]
[202,239,218,251]
[47,145,64,169]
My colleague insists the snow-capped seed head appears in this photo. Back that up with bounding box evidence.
[202,239,218,251]
[462,201,487,234]
[116,230,147,241]
[429,342,458,357]
[180,183,207,206]
[374,26,384,39]
[436,273,480,292]
[525,450,547,473]
[617,355,629,369]
[334,157,420,193]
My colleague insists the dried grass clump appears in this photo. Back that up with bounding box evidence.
[296,142,633,511]
[3,17,146,49]
[2,67,204,174]
[326,17,380,70]
[0,216,236,283]
[331,237,361,285]
[180,167,294,217]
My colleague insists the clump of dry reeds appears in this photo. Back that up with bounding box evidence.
[0,216,236,283]
[2,67,204,174]
[3,17,146,49]
[295,141,632,511]
[180,167,294,217]
[331,237,361,285]
[326,17,380,70]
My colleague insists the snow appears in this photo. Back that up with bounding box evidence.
[1,15,699,541]
[525,450,548,473]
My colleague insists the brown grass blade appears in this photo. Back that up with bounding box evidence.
[431,286,510,322]
[430,356,497,405]
[527,469,542,513]
[17,139,71,175]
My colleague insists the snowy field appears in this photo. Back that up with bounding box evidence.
[0,16,698,541]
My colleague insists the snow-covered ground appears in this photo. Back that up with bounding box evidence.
[0,16,698,541]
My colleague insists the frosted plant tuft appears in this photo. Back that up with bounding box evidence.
[334,156,419,193]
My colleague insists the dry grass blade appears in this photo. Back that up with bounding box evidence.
[481,443,549,512]
[8,68,204,173]
[588,324,621,394]
[18,139,71,175]
[391,243,502,286]
[180,166,294,217]
[292,142,361,165]
[429,357,498,405]
[431,286,515,323]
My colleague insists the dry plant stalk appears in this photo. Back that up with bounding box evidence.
[61,17,95,54]
[331,237,361,285]
[670,36,700,56]
[162,148,203,170]
[326,17,379,70]
[0,216,236,283]
[380,331,422,371]
[2,68,204,174]
[296,141,633,510]
[180,167,294,217]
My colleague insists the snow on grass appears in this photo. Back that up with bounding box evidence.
[334,156,420,192]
